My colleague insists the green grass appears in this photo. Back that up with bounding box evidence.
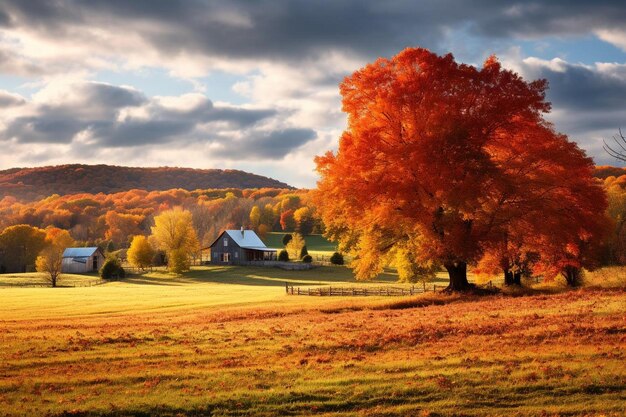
[262,232,337,254]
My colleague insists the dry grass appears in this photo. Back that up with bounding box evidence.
[0,266,624,416]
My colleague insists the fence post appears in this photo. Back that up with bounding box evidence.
[285,282,288,294]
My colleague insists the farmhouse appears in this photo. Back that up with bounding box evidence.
[61,247,105,273]
[207,229,277,265]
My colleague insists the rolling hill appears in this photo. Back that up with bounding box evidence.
[0,164,292,201]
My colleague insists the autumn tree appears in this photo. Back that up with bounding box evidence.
[36,228,74,287]
[315,47,607,291]
[286,233,306,260]
[104,211,144,246]
[294,207,314,235]
[151,208,199,274]
[127,235,156,270]
[249,206,261,228]
[0,225,47,273]
[257,224,270,240]
[280,209,295,231]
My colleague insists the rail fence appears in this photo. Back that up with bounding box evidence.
[285,280,494,296]
[285,282,447,296]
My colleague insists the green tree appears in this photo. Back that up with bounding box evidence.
[330,252,344,265]
[100,257,125,279]
[278,249,289,262]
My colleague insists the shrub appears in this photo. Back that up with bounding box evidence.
[282,234,293,246]
[168,248,190,274]
[300,245,309,259]
[278,249,289,262]
[330,252,344,265]
[302,254,312,263]
[100,258,125,279]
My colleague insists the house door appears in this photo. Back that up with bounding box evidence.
[93,256,98,271]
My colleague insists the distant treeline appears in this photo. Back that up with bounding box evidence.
[0,164,292,201]
[0,188,320,249]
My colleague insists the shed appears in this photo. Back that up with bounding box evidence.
[207,229,277,264]
[61,247,105,274]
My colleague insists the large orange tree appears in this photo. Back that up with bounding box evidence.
[315,48,607,291]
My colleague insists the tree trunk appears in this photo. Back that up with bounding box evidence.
[504,270,522,286]
[563,266,582,287]
[444,261,470,291]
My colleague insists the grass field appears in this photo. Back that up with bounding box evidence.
[0,266,624,416]
[262,233,337,255]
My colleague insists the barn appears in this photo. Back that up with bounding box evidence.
[61,247,105,273]
[207,229,277,265]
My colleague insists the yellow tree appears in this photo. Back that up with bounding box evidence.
[36,228,74,287]
[127,235,155,270]
[0,224,47,273]
[151,208,199,274]
[249,206,261,228]
[286,232,306,260]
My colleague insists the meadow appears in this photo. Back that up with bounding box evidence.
[0,266,624,416]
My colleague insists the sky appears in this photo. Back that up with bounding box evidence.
[0,1,625,188]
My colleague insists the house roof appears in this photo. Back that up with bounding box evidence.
[62,247,100,258]
[209,230,271,250]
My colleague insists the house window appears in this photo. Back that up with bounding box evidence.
[234,252,238,258]
[220,253,230,262]
[224,238,228,247]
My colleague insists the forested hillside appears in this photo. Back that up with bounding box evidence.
[0,187,319,249]
[0,164,292,201]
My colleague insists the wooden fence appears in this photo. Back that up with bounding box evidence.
[286,281,494,296]
[285,282,447,296]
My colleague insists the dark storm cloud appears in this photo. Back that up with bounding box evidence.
[534,64,626,112]
[1,0,625,62]
[470,1,626,39]
[213,128,317,159]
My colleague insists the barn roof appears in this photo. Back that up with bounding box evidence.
[62,247,100,258]
[209,230,270,250]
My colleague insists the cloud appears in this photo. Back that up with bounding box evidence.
[212,128,317,159]
[520,58,626,111]
[0,90,25,107]
[0,0,624,78]
[514,57,626,164]
[0,1,625,186]
[0,81,314,156]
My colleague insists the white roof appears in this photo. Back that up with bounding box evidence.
[223,230,268,249]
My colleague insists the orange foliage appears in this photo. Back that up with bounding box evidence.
[315,47,608,290]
